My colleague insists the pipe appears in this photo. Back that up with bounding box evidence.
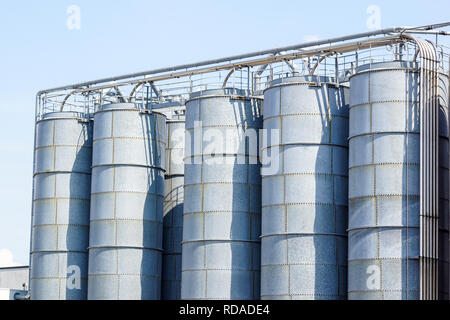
[222,68,237,88]
[310,52,335,76]
[60,86,128,111]
[150,82,161,98]
[59,90,79,111]
[394,43,404,61]
[37,23,450,95]
[50,36,403,97]
[404,30,450,36]
[222,52,299,88]
[114,86,128,103]
[256,62,271,76]
[129,76,162,100]
[279,51,300,74]
[251,61,273,91]
[129,83,143,99]
[137,82,160,98]
[402,33,440,300]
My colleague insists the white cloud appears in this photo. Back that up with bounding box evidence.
[0,249,19,268]
[303,35,321,43]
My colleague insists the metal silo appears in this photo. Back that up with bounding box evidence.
[88,103,167,300]
[348,61,449,300]
[181,88,262,300]
[162,119,185,300]
[31,112,93,300]
[261,76,349,300]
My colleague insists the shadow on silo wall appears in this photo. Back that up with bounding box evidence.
[230,98,261,300]
[67,120,92,300]
[162,184,184,300]
[438,74,449,300]
[140,113,164,300]
[312,84,348,300]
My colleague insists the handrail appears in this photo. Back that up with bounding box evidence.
[37,23,450,96]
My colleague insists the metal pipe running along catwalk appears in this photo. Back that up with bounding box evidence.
[36,23,450,97]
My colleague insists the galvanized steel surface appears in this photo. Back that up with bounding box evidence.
[182,88,262,300]
[348,61,449,300]
[31,112,92,300]
[162,120,185,300]
[261,76,349,300]
[88,103,167,300]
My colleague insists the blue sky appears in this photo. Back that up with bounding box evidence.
[0,0,449,266]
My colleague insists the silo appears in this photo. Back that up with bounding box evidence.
[261,76,349,300]
[88,103,167,300]
[347,61,449,300]
[162,119,185,300]
[182,88,262,300]
[31,112,93,300]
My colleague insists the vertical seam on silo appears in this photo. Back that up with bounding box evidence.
[369,70,377,293]
[247,136,254,298]
[419,54,424,299]
[370,69,383,298]
[199,99,207,299]
[153,114,158,294]
[54,120,61,298]
[116,250,120,300]
[280,88,286,233]
[328,84,339,298]
[112,111,117,241]
[405,67,410,298]
[58,254,61,300]
[168,123,175,279]
[53,120,59,247]
[111,111,119,300]
[53,120,56,174]
[280,87,290,298]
